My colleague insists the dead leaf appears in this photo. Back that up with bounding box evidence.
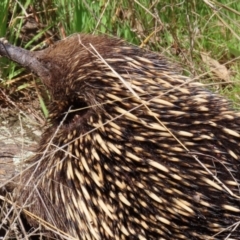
[201,52,230,82]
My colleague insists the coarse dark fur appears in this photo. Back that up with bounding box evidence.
[1,34,240,239]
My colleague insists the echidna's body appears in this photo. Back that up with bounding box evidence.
[1,34,240,239]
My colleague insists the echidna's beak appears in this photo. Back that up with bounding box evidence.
[0,38,51,83]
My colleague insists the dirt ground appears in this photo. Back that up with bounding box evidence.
[0,106,42,184]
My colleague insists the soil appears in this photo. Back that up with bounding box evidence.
[0,105,43,184]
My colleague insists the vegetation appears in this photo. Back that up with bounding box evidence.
[0,0,240,115]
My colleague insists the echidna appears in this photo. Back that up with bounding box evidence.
[1,34,240,240]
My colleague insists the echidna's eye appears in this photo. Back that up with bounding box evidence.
[51,98,89,125]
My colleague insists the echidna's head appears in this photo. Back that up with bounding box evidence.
[30,34,177,129]
[34,35,126,97]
